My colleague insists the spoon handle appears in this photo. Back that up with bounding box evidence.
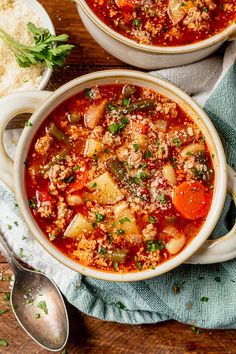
[0,231,23,275]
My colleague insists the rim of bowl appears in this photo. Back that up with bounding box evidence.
[77,0,236,54]
[25,0,55,90]
[14,69,227,282]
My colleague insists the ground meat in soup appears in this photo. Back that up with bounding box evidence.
[25,83,214,273]
[86,0,236,46]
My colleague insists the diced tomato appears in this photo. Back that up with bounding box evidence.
[68,166,88,193]
[37,190,51,203]
[115,0,139,11]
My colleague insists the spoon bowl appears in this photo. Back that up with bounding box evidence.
[0,231,69,352]
[11,268,69,351]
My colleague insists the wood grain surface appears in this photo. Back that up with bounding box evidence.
[1,0,236,353]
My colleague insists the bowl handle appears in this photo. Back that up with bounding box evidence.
[0,91,52,191]
[186,165,236,264]
[228,30,236,41]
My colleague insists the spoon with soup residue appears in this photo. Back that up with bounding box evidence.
[0,231,69,352]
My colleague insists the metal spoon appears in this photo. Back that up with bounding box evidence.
[0,231,69,352]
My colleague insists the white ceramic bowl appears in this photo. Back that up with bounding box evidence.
[0,70,235,282]
[76,0,236,69]
[18,0,55,90]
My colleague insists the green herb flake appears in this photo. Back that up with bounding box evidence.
[122,97,131,106]
[37,300,48,315]
[146,240,165,253]
[91,182,97,188]
[14,221,19,227]
[133,18,141,27]
[149,215,156,224]
[3,292,10,301]
[144,151,152,159]
[116,301,126,310]
[103,148,110,154]
[29,198,37,209]
[214,276,221,282]
[7,224,12,230]
[134,256,142,271]
[0,310,8,315]
[85,88,94,100]
[0,339,8,347]
[19,248,25,258]
[116,229,125,235]
[95,212,105,223]
[49,233,56,241]
[200,296,209,302]
[133,143,140,152]
[172,137,182,147]
[157,192,167,204]
[108,234,113,244]
[119,217,130,224]
[113,261,119,271]
[73,165,79,171]
[202,6,208,12]
[15,203,19,208]
[108,117,129,135]
[191,326,201,334]
[98,246,106,255]
[35,313,40,319]
[24,120,33,127]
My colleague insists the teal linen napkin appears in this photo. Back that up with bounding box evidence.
[0,44,235,329]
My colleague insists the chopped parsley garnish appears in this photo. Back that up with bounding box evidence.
[146,240,165,253]
[24,120,33,127]
[138,171,148,180]
[163,26,169,32]
[202,7,208,12]
[73,165,79,171]
[119,217,130,224]
[133,18,141,27]
[149,215,156,224]
[98,246,107,254]
[3,292,10,301]
[14,221,19,227]
[91,182,97,188]
[49,233,56,241]
[95,212,105,222]
[19,248,25,258]
[172,137,182,147]
[108,234,113,244]
[106,102,117,111]
[0,310,8,315]
[116,301,126,310]
[108,117,129,134]
[191,326,201,334]
[133,143,140,152]
[7,224,12,230]
[116,229,125,234]
[29,198,37,209]
[134,256,142,271]
[0,339,8,347]
[157,192,167,204]
[113,261,119,270]
[200,296,209,302]
[103,148,110,154]
[37,300,48,315]
[85,88,95,100]
[122,97,131,106]
[65,175,75,183]
[144,150,152,159]
[35,313,41,319]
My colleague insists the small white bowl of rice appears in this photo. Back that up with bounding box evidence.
[0,0,55,98]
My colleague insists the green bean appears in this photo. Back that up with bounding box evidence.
[47,122,70,145]
[67,111,81,124]
[106,157,149,201]
[41,148,70,174]
[121,100,156,114]
[122,84,136,98]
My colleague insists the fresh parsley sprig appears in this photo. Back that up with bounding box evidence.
[0,22,74,69]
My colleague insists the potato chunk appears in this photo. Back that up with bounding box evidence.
[114,202,139,235]
[180,143,205,159]
[65,213,93,238]
[87,172,124,204]
[84,138,104,157]
[84,99,108,129]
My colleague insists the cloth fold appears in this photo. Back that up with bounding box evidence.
[0,42,235,328]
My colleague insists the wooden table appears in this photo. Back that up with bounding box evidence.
[1,1,236,353]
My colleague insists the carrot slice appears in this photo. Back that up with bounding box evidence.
[173,181,211,220]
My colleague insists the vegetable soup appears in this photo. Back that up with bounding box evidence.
[25,83,214,272]
[85,0,236,46]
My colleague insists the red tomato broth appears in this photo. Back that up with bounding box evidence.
[85,0,236,46]
[25,83,214,273]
